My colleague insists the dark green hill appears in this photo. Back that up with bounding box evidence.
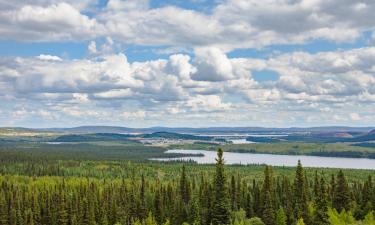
[53,133,134,142]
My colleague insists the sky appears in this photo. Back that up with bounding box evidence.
[0,0,375,128]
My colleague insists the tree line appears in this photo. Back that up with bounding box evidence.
[0,148,374,225]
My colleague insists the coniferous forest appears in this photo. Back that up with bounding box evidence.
[0,148,374,225]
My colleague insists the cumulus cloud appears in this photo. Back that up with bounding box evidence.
[1,0,375,49]
[1,0,375,126]
[2,47,375,122]
[37,54,62,61]
[192,47,235,81]
[0,2,103,41]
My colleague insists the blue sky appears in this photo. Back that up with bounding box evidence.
[0,0,375,128]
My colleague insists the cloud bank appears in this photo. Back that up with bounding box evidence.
[0,0,374,127]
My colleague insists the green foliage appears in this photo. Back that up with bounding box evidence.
[328,208,356,225]
[0,145,373,225]
[333,170,351,212]
[248,217,265,225]
[275,208,287,225]
[212,148,231,225]
[363,211,375,225]
[293,160,310,224]
[313,177,330,225]
[296,218,306,225]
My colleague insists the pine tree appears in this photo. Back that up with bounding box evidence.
[58,193,69,225]
[361,175,373,215]
[189,197,200,225]
[293,160,310,225]
[329,174,336,204]
[154,188,163,225]
[245,192,254,218]
[275,208,287,225]
[333,170,351,212]
[211,148,230,225]
[313,171,320,199]
[313,177,329,225]
[261,166,275,225]
[0,193,8,225]
[231,175,237,211]
[296,218,306,225]
[248,217,265,225]
[262,191,275,225]
[26,208,35,225]
[180,165,190,204]
[139,173,147,219]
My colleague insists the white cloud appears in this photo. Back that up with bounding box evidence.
[88,41,97,55]
[2,0,375,49]
[192,47,235,81]
[0,2,103,41]
[37,54,62,61]
[120,111,146,120]
[350,112,361,121]
[186,95,232,112]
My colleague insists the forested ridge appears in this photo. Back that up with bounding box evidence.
[0,149,374,225]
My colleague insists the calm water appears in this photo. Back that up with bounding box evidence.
[152,149,375,170]
[230,139,255,144]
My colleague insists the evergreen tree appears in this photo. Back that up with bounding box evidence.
[245,192,254,218]
[189,197,200,225]
[248,217,265,225]
[275,208,287,225]
[154,188,163,225]
[211,148,230,225]
[293,160,310,225]
[313,177,329,225]
[262,191,275,225]
[180,165,190,204]
[329,174,336,204]
[58,193,69,225]
[261,166,275,225]
[0,193,8,225]
[333,170,351,212]
[231,175,237,211]
[139,173,147,219]
[296,218,306,225]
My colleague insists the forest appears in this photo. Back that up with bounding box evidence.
[0,148,374,225]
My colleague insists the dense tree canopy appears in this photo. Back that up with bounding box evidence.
[0,149,374,225]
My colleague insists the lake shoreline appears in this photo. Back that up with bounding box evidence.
[154,149,375,170]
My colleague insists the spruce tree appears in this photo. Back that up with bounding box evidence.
[231,175,237,210]
[245,192,254,218]
[0,193,8,225]
[139,173,147,219]
[180,165,190,204]
[58,193,69,225]
[262,191,275,225]
[275,208,287,225]
[333,170,351,212]
[261,166,275,225]
[211,148,230,225]
[293,160,310,225]
[313,177,329,225]
[296,218,306,225]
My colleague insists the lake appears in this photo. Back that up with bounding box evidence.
[152,149,375,170]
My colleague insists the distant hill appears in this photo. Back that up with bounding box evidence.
[349,130,375,142]
[52,132,213,142]
[53,133,134,142]
[42,126,138,134]
[0,127,55,136]
[33,126,375,134]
